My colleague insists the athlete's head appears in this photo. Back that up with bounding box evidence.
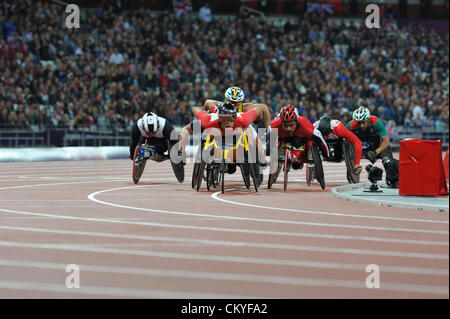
[142,112,158,136]
[224,86,244,109]
[317,116,332,137]
[218,102,237,129]
[280,105,298,136]
[352,106,370,130]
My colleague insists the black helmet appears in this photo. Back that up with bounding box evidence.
[218,102,237,117]
[318,116,332,136]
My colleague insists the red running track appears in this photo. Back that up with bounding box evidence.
[0,157,448,298]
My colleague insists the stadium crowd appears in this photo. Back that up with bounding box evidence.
[0,0,448,133]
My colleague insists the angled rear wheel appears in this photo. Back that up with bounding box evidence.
[132,145,147,184]
[311,143,326,189]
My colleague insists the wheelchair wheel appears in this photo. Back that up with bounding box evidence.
[212,165,220,188]
[196,161,206,192]
[306,148,315,186]
[132,145,147,184]
[311,143,326,190]
[240,163,251,189]
[283,148,290,192]
[343,141,359,183]
[220,158,226,194]
[191,145,203,189]
[206,165,212,191]
[170,160,184,183]
[248,161,259,192]
[268,146,283,189]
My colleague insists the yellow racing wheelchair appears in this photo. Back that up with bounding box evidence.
[191,129,259,194]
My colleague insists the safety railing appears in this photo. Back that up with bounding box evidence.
[0,128,130,147]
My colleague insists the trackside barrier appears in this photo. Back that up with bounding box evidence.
[0,147,129,162]
[444,147,449,182]
[399,139,448,196]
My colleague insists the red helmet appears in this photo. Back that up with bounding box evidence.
[280,105,298,122]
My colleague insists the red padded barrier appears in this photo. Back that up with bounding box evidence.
[399,139,447,196]
[444,147,449,182]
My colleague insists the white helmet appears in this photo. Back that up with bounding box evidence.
[352,106,370,122]
[224,86,245,103]
[142,112,158,133]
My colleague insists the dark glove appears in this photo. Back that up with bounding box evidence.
[366,150,377,164]
[177,150,186,165]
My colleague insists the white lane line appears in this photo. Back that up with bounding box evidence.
[0,240,447,266]
[0,181,104,191]
[0,259,447,295]
[0,227,447,275]
[0,280,257,299]
[1,207,447,246]
[210,189,449,225]
[87,186,449,234]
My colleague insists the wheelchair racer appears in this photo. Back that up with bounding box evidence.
[192,102,265,176]
[204,86,270,183]
[268,105,330,170]
[129,112,180,163]
[314,116,363,175]
[204,86,271,129]
[345,106,391,164]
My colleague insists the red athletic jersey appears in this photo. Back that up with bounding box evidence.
[271,115,330,158]
[271,116,315,138]
[348,115,379,130]
[196,109,257,134]
[332,121,362,165]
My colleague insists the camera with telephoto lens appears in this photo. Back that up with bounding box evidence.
[364,164,384,192]
[366,164,383,183]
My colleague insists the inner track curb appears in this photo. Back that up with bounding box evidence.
[331,183,449,213]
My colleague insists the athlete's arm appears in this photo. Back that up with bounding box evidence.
[193,107,216,129]
[178,122,193,153]
[311,127,330,158]
[244,103,271,128]
[299,117,330,158]
[333,122,362,166]
[204,100,221,111]
[376,135,390,155]
[192,106,203,117]
[373,120,390,155]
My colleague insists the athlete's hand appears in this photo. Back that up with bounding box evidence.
[366,150,377,164]
[353,165,362,175]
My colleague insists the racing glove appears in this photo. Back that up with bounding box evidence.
[366,150,377,164]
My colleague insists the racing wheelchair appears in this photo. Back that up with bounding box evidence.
[268,137,325,191]
[191,129,259,194]
[132,139,184,184]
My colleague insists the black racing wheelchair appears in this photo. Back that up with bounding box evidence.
[268,138,326,191]
[132,139,184,184]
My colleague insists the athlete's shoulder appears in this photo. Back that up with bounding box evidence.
[347,120,357,129]
[271,116,282,128]
[297,115,312,125]
[332,119,343,128]
[369,116,381,125]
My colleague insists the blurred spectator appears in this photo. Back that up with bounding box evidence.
[0,0,447,136]
[199,2,212,23]
[172,0,192,17]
